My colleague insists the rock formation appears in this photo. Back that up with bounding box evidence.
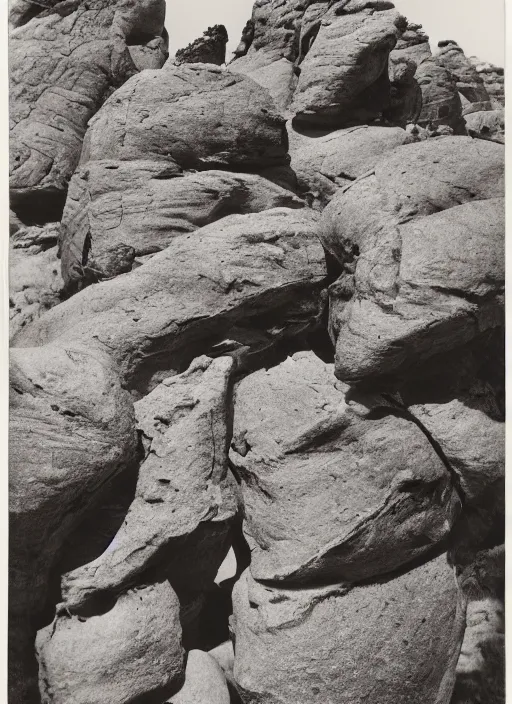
[8,0,505,703]
[175,25,229,66]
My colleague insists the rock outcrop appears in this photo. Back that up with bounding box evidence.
[9,0,168,221]
[175,25,228,66]
[8,1,505,703]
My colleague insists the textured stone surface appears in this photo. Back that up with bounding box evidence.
[465,109,505,144]
[289,123,410,207]
[391,21,432,67]
[320,137,504,385]
[9,0,167,218]
[61,356,237,611]
[291,3,406,127]
[81,63,289,172]
[37,582,184,704]
[385,54,423,126]
[232,554,466,704]
[10,223,63,338]
[14,208,327,393]
[175,25,228,66]
[230,352,460,584]
[168,650,230,704]
[60,165,304,292]
[415,60,466,133]
[435,41,491,114]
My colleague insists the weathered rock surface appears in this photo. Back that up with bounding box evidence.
[167,650,230,704]
[61,356,237,611]
[60,165,304,292]
[435,41,491,114]
[14,208,327,392]
[175,25,228,66]
[232,554,466,704]
[391,21,431,67]
[230,352,460,584]
[469,57,505,107]
[320,137,504,385]
[291,3,406,127]
[289,123,410,207]
[384,54,423,127]
[37,582,184,704]
[414,60,466,133]
[10,342,136,615]
[9,0,167,220]
[81,63,289,172]
[465,109,505,144]
[10,223,63,338]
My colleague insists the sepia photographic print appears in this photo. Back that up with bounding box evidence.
[7,0,505,702]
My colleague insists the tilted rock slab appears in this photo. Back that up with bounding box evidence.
[289,123,410,207]
[80,63,289,173]
[232,554,466,704]
[320,137,504,385]
[61,356,237,612]
[37,582,184,704]
[14,208,327,393]
[291,1,406,128]
[230,352,460,585]
[9,0,167,218]
[60,164,305,291]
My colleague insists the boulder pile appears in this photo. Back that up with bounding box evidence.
[9,1,504,703]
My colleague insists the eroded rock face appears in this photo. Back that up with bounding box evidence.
[435,41,491,114]
[9,0,167,220]
[80,63,289,172]
[61,356,237,612]
[13,208,327,393]
[320,137,504,386]
[36,582,184,704]
[10,223,63,339]
[230,352,460,585]
[414,60,466,133]
[291,2,406,128]
[60,166,304,292]
[470,58,505,107]
[391,21,431,67]
[175,25,228,66]
[232,554,466,704]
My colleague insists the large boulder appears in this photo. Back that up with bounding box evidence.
[465,109,505,144]
[59,165,304,292]
[434,40,491,114]
[320,137,504,386]
[36,582,184,704]
[230,352,460,585]
[9,0,167,221]
[10,342,136,616]
[288,123,410,207]
[80,63,289,172]
[232,554,466,704]
[291,1,406,128]
[13,208,327,393]
[10,223,63,339]
[61,356,237,612]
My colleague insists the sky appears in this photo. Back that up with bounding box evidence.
[165,0,505,66]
